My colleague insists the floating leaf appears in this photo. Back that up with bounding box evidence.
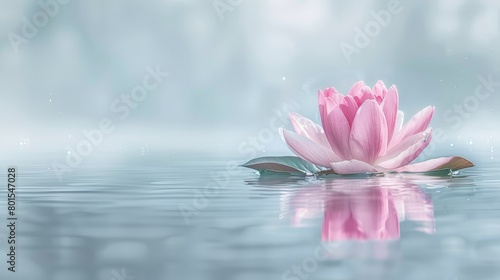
[241,156,328,175]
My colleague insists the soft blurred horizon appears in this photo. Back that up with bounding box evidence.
[1,0,499,161]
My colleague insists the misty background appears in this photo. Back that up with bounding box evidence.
[1,0,499,162]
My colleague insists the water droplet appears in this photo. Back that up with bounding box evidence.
[468,139,474,146]
[19,138,30,149]
[67,151,71,155]
[423,132,430,142]
[282,77,286,81]
[49,99,52,102]
[450,143,454,148]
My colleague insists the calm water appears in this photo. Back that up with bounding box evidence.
[1,153,500,280]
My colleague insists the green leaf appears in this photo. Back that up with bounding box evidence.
[241,156,329,175]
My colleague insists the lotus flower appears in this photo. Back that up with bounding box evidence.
[278,81,474,174]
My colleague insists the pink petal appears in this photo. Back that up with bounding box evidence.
[378,128,432,163]
[323,105,352,159]
[348,81,366,97]
[349,100,388,163]
[377,128,433,170]
[338,95,359,126]
[281,128,341,167]
[353,86,376,106]
[394,156,475,173]
[321,88,343,105]
[318,90,328,116]
[323,87,339,97]
[330,160,378,174]
[372,80,388,103]
[394,110,404,135]
[329,92,344,105]
[390,106,434,148]
[289,112,330,147]
[381,85,399,143]
[318,89,342,128]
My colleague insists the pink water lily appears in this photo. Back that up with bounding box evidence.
[280,81,474,174]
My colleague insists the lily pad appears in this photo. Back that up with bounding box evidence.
[431,157,475,171]
[241,156,328,175]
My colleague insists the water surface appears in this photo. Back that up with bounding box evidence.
[0,154,499,280]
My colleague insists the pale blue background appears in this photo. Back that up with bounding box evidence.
[1,1,500,280]
[0,0,499,161]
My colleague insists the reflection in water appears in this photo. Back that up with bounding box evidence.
[289,177,435,241]
[323,187,401,241]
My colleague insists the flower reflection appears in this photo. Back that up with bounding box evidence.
[290,177,434,241]
[322,187,401,241]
